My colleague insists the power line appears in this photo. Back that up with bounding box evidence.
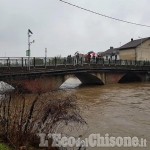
[59,0,150,28]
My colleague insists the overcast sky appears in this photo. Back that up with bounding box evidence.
[0,0,150,57]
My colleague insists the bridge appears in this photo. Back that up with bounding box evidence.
[0,57,150,93]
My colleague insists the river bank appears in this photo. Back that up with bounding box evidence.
[0,86,86,150]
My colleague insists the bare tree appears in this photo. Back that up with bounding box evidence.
[0,91,87,150]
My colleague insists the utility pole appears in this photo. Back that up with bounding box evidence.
[28,30,30,70]
[45,48,47,58]
[27,29,34,70]
[45,48,47,67]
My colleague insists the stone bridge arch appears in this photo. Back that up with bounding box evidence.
[74,72,104,85]
[0,71,148,93]
[1,72,105,93]
[103,72,146,84]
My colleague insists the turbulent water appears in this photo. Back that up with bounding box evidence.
[0,81,14,94]
[60,78,150,150]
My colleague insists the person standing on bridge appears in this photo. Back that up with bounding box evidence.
[87,53,91,63]
[75,51,79,65]
[76,53,79,65]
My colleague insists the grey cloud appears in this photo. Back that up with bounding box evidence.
[0,0,150,57]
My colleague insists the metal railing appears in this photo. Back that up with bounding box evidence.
[0,57,150,68]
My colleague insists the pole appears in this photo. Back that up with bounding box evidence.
[45,48,47,58]
[45,48,47,67]
[28,30,31,70]
[27,29,34,70]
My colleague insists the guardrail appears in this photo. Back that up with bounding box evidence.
[0,57,150,68]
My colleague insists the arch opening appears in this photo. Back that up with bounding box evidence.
[60,76,81,89]
[118,73,142,83]
[60,73,104,90]
[75,73,104,85]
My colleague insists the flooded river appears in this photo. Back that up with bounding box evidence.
[60,78,150,150]
[0,79,149,149]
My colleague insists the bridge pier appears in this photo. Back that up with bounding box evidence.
[5,75,67,93]
[105,73,125,84]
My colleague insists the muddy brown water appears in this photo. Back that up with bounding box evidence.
[60,78,150,150]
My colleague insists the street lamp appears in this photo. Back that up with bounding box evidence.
[27,29,34,70]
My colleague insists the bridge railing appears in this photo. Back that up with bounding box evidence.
[0,57,150,69]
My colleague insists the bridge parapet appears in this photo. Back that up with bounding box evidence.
[0,57,150,72]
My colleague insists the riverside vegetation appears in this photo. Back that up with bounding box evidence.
[0,90,86,150]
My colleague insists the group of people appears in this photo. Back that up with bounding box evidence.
[66,52,103,65]
[66,53,81,65]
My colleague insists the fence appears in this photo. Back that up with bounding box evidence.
[0,57,150,68]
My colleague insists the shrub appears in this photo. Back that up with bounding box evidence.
[0,91,86,149]
[0,143,11,150]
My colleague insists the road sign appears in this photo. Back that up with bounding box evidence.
[26,50,30,56]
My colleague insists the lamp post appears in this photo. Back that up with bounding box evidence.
[27,29,34,70]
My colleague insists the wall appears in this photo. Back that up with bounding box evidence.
[119,48,136,60]
[136,39,150,61]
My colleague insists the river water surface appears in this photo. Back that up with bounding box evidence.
[60,78,150,150]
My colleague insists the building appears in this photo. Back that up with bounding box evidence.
[102,47,119,60]
[119,37,150,61]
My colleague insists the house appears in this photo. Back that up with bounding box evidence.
[119,37,150,61]
[102,47,119,60]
